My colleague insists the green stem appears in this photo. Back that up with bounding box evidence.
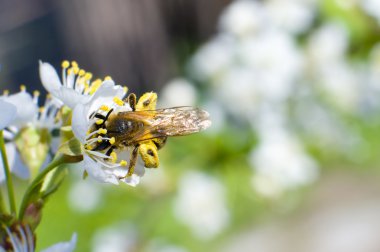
[18,154,66,220]
[0,130,16,215]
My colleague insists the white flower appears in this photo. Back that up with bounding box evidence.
[68,180,103,213]
[71,80,144,186]
[219,0,268,37]
[249,129,318,198]
[0,224,76,252]
[266,0,316,34]
[40,233,77,252]
[160,78,197,108]
[39,60,106,109]
[0,100,16,130]
[361,0,380,24]
[173,171,229,240]
[0,88,61,180]
[92,223,137,252]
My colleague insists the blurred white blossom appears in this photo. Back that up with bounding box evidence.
[173,171,229,240]
[92,224,138,252]
[68,180,103,213]
[160,78,197,107]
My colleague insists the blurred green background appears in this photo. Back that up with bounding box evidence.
[4,0,380,251]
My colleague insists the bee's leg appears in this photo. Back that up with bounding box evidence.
[127,145,139,176]
[118,145,139,179]
[105,146,116,156]
[91,140,111,151]
[125,93,137,111]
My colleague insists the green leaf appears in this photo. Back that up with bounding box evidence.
[58,137,84,157]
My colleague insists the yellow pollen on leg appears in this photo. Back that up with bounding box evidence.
[113,97,124,106]
[120,160,128,166]
[109,137,116,145]
[61,60,70,69]
[20,85,26,92]
[96,119,104,125]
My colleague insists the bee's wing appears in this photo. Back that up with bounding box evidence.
[128,107,211,142]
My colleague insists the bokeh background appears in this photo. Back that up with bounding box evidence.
[2,0,380,251]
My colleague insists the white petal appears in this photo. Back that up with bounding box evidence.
[72,104,89,143]
[88,80,125,114]
[56,87,90,109]
[120,174,141,187]
[2,92,38,127]
[0,100,16,129]
[40,233,77,252]
[39,61,62,94]
[82,156,119,185]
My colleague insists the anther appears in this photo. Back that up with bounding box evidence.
[71,61,78,68]
[84,72,93,80]
[97,136,103,143]
[33,90,40,97]
[99,105,110,111]
[61,60,70,68]
[39,107,45,113]
[3,90,9,96]
[20,85,26,92]
[109,137,116,145]
[113,97,124,106]
[98,128,107,134]
[120,160,128,166]
[123,86,128,94]
[104,76,112,81]
[110,152,117,163]
[78,69,85,76]
[96,119,104,125]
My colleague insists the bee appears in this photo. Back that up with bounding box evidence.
[91,92,211,178]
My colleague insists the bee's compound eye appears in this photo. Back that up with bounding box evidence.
[138,142,159,168]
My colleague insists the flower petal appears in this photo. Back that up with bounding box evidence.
[39,61,62,94]
[0,100,16,130]
[56,87,91,109]
[71,104,89,143]
[82,156,119,185]
[87,80,126,115]
[1,92,37,127]
[40,233,77,252]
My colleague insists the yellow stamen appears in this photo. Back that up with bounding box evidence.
[20,85,26,92]
[33,90,40,97]
[84,72,93,80]
[71,61,78,68]
[98,128,107,134]
[120,160,128,166]
[89,79,102,94]
[72,66,79,75]
[123,86,128,94]
[3,90,9,96]
[67,68,73,75]
[104,76,112,81]
[110,152,117,163]
[109,137,116,145]
[97,136,103,143]
[61,60,70,69]
[113,97,124,106]
[78,69,85,76]
[39,107,45,113]
[99,105,110,111]
[96,119,104,125]
[46,93,52,99]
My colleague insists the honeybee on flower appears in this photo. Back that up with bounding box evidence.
[40,60,211,186]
